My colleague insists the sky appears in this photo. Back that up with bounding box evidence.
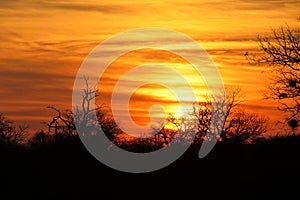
[0,0,299,134]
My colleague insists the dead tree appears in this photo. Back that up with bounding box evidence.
[249,26,300,128]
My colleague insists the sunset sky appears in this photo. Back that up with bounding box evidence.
[0,0,299,134]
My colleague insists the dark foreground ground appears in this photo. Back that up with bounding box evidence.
[1,135,300,199]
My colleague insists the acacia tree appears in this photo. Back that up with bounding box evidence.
[250,26,300,129]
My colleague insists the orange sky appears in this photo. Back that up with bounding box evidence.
[0,0,299,134]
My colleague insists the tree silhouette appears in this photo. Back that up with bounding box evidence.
[43,77,123,143]
[190,88,242,143]
[249,26,300,128]
[28,130,51,147]
[96,108,122,142]
[46,106,76,136]
[0,113,27,149]
[166,89,267,144]
[223,111,268,144]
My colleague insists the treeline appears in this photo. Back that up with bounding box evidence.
[1,106,300,170]
[0,107,297,154]
[1,109,300,199]
[0,87,296,153]
[1,101,300,199]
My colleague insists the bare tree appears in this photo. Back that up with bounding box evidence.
[73,77,101,135]
[43,77,122,143]
[191,88,242,143]
[46,107,76,136]
[224,111,268,144]
[73,77,122,142]
[249,26,300,128]
[191,101,211,144]
[0,113,27,148]
[165,88,267,144]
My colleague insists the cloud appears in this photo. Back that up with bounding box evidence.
[0,30,100,58]
[175,0,300,11]
[0,0,296,132]
[0,56,76,110]
[0,0,132,14]
[0,65,75,129]
[42,2,131,14]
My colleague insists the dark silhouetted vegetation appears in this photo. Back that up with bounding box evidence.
[249,26,300,129]
[1,105,299,199]
[1,81,299,199]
